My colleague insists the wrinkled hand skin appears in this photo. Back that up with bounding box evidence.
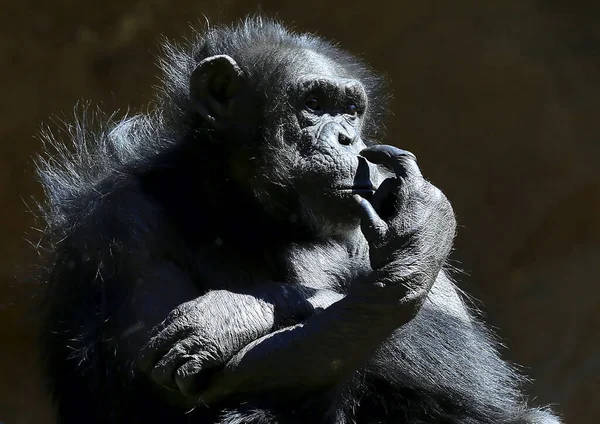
[137,290,278,397]
[354,144,456,305]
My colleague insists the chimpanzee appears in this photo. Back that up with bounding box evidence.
[35,16,561,424]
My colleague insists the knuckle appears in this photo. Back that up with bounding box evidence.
[166,307,184,321]
[161,323,183,338]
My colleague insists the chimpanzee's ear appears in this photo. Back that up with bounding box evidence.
[190,55,244,128]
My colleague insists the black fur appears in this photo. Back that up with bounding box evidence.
[34,17,560,424]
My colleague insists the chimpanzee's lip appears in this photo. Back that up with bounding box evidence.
[336,184,377,196]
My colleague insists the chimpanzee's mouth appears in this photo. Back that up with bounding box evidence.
[336,183,377,198]
[351,187,376,198]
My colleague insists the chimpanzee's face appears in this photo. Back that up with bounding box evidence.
[258,51,385,233]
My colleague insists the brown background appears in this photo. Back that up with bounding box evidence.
[1,1,599,423]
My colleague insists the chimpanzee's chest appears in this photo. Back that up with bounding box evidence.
[191,238,371,294]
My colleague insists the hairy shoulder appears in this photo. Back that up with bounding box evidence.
[34,107,169,238]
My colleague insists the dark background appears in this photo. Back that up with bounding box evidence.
[1,1,598,423]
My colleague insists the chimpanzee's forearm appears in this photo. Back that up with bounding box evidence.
[198,274,429,404]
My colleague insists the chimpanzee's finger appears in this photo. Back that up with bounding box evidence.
[352,195,389,242]
[360,145,422,178]
[137,324,193,373]
[151,343,193,389]
[174,353,221,398]
[367,177,399,217]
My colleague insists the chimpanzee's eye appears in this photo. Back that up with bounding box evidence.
[305,97,322,112]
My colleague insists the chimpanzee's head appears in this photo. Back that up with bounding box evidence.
[174,18,390,235]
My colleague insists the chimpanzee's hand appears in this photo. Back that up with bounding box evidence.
[137,289,286,398]
[354,145,456,304]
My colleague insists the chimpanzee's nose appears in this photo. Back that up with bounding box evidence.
[319,121,359,146]
[338,128,358,145]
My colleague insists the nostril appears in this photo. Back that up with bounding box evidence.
[338,132,355,145]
